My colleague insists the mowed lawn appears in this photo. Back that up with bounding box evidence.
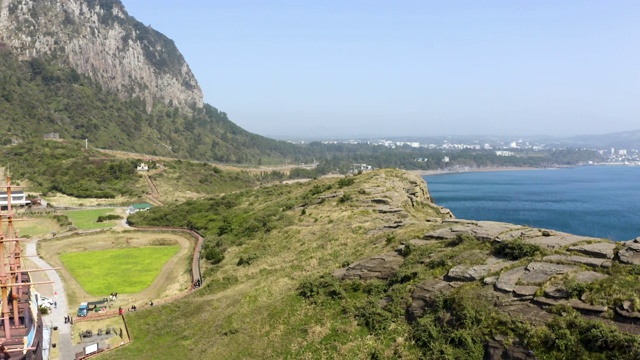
[60,246,179,296]
[64,208,119,230]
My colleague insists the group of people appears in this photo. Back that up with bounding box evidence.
[109,292,119,301]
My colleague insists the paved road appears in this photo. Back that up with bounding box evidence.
[26,239,75,360]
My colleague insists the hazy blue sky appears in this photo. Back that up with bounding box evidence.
[121,1,639,139]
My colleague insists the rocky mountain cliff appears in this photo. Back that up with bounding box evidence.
[0,0,202,112]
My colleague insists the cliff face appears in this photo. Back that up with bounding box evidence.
[0,0,203,112]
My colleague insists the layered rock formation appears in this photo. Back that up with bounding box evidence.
[333,218,640,345]
[0,0,202,112]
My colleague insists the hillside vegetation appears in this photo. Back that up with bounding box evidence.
[100,169,640,359]
[0,140,260,201]
[0,48,304,164]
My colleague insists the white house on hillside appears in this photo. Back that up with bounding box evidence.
[136,163,149,171]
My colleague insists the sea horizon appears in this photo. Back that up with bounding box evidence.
[423,165,640,241]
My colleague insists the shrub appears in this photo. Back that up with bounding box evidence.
[52,214,71,227]
[204,246,225,265]
[97,214,122,222]
[447,233,478,247]
[298,274,345,302]
[338,194,352,204]
[354,299,393,334]
[337,177,355,188]
[492,239,542,260]
[237,255,257,266]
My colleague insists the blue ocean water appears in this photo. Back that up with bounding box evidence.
[424,166,640,241]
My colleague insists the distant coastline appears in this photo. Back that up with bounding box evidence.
[412,166,545,176]
[413,162,640,176]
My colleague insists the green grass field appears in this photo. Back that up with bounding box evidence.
[63,208,119,230]
[60,246,179,295]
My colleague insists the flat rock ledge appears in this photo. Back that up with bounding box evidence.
[498,227,598,250]
[543,254,612,269]
[533,297,608,314]
[424,221,522,242]
[423,221,607,252]
[446,260,514,282]
[615,307,640,320]
[568,242,616,259]
[495,262,577,293]
[333,251,404,280]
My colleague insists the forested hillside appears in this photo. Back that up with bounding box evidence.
[0,48,304,164]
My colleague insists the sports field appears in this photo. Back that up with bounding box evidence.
[38,231,193,308]
[60,246,179,296]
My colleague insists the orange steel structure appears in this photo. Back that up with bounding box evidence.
[0,176,45,359]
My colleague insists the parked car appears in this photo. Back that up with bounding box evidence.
[77,302,88,317]
[39,296,54,309]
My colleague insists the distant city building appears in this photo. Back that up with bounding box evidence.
[496,151,514,156]
[442,156,450,163]
[619,149,627,156]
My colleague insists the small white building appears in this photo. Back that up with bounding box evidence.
[0,191,30,208]
[127,203,153,214]
[136,163,149,171]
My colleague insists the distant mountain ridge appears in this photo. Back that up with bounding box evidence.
[564,129,640,150]
[0,0,202,112]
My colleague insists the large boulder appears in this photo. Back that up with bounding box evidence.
[407,279,462,320]
[618,238,640,265]
[484,340,536,360]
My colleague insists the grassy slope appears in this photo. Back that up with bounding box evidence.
[99,169,443,359]
[97,169,640,359]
